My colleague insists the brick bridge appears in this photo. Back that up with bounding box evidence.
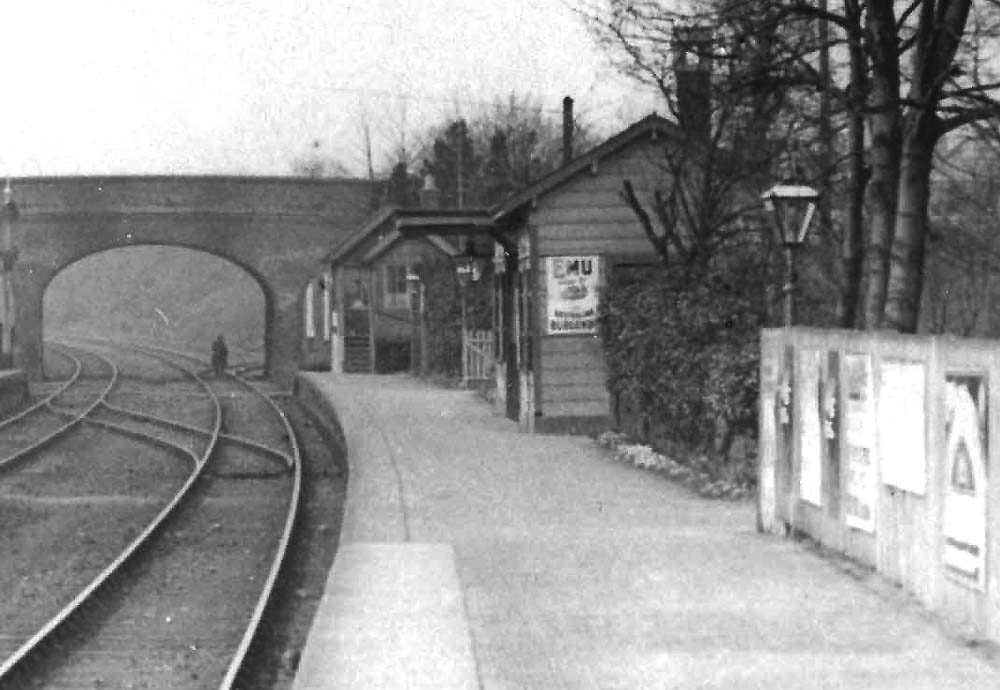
[9,176,374,385]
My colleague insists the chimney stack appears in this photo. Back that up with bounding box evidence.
[674,26,712,145]
[419,174,440,208]
[562,96,574,167]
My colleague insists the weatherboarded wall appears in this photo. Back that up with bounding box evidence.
[760,327,1000,642]
[532,137,664,257]
[526,137,663,433]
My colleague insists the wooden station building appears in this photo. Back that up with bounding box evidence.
[311,112,681,434]
[323,206,494,375]
[489,113,676,433]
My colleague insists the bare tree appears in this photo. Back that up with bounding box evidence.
[579,1,804,297]
[922,134,1000,336]
[579,0,1000,332]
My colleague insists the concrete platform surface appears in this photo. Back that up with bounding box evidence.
[293,372,1000,689]
[292,542,478,690]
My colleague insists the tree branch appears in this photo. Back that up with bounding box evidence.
[621,180,670,267]
[777,2,852,31]
[896,0,923,31]
[651,187,694,260]
[937,104,1000,134]
[944,80,1000,99]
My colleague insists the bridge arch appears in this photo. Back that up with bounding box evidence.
[41,243,270,367]
[9,176,374,385]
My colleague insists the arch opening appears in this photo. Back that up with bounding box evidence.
[43,245,266,374]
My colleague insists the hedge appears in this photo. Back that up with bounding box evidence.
[598,261,766,457]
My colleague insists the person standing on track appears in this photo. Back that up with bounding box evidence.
[211,334,229,378]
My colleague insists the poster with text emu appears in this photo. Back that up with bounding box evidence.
[546,256,600,334]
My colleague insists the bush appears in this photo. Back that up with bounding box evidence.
[598,260,765,457]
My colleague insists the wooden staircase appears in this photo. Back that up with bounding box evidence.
[343,335,372,373]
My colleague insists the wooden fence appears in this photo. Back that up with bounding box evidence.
[462,329,494,386]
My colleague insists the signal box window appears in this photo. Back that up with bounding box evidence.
[384,264,409,309]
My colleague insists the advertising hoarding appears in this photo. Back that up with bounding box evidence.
[545,256,600,334]
[878,361,926,495]
[943,374,988,588]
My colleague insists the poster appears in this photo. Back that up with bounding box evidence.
[943,375,987,588]
[545,256,599,334]
[843,354,876,532]
[820,351,840,508]
[776,346,793,428]
[799,349,823,506]
[878,360,927,495]
[775,345,795,501]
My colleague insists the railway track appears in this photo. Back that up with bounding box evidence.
[0,344,116,471]
[0,340,302,689]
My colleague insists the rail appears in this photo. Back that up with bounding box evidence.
[0,343,92,471]
[115,341,303,690]
[0,343,223,680]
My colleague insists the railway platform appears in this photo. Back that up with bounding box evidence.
[291,372,1000,690]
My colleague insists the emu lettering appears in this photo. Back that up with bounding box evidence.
[546,256,600,335]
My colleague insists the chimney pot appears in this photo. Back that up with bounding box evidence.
[674,27,712,144]
[562,96,574,167]
[419,174,440,208]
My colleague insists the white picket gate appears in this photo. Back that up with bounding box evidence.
[462,329,494,386]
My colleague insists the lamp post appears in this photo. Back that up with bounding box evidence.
[406,269,426,376]
[1,181,18,368]
[761,183,820,326]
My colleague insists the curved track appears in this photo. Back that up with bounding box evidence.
[0,340,302,690]
[0,344,116,472]
[131,341,303,689]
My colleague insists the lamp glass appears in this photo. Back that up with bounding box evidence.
[455,258,475,286]
[455,252,485,285]
[761,184,820,246]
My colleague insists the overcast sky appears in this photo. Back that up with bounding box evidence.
[0,1,661,177]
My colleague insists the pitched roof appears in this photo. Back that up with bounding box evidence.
[392,208,494,231]
[326,206,395,264]
[327,207,493,264]
[360,230,461,264]
[329,113,679,264]
[491,113,679,221]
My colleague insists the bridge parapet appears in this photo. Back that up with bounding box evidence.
[10,176,375,220]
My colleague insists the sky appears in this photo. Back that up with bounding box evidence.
[0,1,662,177]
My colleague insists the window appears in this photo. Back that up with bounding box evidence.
[322,273,332,341]
[304,282,316,338]
[384,264,409,309]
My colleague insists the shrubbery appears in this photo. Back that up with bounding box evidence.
[598,260,766,489]
[596,431,755,499]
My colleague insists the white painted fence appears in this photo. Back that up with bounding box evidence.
[462,329,494,386]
